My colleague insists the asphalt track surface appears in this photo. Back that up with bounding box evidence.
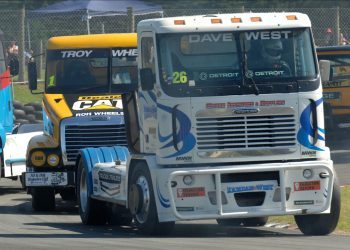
[0,129,349,250]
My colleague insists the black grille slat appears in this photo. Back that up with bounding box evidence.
[64,124,127,162]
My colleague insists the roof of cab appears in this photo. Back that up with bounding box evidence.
[137,12,311,33]
[47,33,137,50]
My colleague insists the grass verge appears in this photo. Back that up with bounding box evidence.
[268,185,350,233]
[13,83,43,104]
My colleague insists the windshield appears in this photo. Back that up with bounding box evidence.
[45,48,137,94]
[317,54,350,83]
[157,28,317,97]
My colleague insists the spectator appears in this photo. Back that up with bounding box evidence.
[8,41,19,57]
[325,28,334,46]
[340,33,350,45]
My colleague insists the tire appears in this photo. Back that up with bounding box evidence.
[26,114,36,123]
[128,162,174,235]
[26,102,42,111]
[14,119,29,124]
[14,109,26,119]
[107,204,133,226]
[23,106,35,114]
[13,100,24,109]
[34,111,43,120]
[31,187,55,211]
[59,188,77,201]
[77,158,107,225]
[217,217,268,227]
[294,176,341,236]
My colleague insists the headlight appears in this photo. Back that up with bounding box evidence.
[31,151,46,167]
[303,169,313,179]
[47,154,60,167]
[183,175,194,186]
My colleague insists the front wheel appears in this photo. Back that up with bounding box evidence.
[128,162,174,235]
[77,158,107,225]
[294,176,341,235]
[31,187,55,211]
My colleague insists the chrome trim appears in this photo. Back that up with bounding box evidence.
[195,106,296,153]
[60,115,127,165]
[197,148,297,158]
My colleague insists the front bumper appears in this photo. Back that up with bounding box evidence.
[156,160,334,221]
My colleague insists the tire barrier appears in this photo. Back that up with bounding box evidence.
[13,101,43,125]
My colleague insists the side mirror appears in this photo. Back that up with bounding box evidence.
[140,68,155,91]
[8,57,19,76]
[28,60,38,91]
[319,60,331,82]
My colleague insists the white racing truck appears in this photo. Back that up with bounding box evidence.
[76,12,340,236]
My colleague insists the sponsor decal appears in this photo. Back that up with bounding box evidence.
[323,92,340,100]
[189,33,233,43]
[72,97,123,111]
[61,50,92,58]
[156,180,170,208]
[75,111,123,117]
[98,171,121,184]
[206,103,226,109]
[227,101,254,108]
[177,187,205,198]
[254,70,284,76]
[112,48,137,57]
[206,100,285,109]
[78,95,121,100]
[301,151,316,157]
[199,72,239,81]
[297,98,325,151]
[294,180,320,191]
[175,156,192,161]
[233,107,259,115]
[98,171,121,196]
[294,200,315,206]
[323,81,341,88]
[227,184,274,193]
[245,31,292,40]
[294,200,315,205]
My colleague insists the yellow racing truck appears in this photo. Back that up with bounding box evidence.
[24,33,137,211]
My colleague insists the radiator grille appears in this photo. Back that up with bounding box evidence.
[63,124,127,163]
[196,114,296,150]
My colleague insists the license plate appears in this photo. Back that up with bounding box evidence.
[25,172,68,186]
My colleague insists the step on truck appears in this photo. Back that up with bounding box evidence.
[77,13,340,236]
[23,33,138,211]
[0,28,20,180]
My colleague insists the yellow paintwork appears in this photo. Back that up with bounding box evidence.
[318,49,350,116]
[43,94,72,143]
[27,133,59,154]
[28,33,137,169]
[48,33,137,49]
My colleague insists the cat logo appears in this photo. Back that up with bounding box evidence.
[72,96,123,111]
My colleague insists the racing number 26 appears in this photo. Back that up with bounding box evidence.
[173,71,188,84]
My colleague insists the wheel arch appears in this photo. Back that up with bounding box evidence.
[77,146,130,195]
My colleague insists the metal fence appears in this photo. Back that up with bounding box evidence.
[0,7,349,81]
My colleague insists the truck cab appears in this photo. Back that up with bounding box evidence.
[76,13,340,236]
[24,33,137,211]
[317,45,350,130]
